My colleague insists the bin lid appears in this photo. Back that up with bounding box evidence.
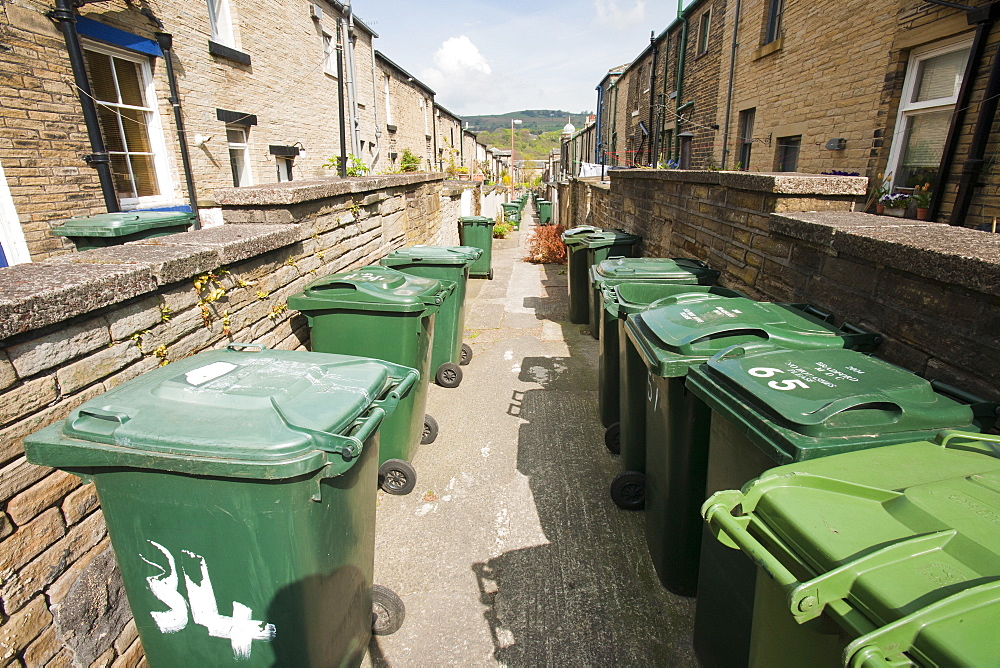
[592,257,720,284]
[560,225,602,242]
[287,266,453,314]
[580,230,642,249]
[458,216,493,225]
[686,344,991,462]
[50,211,194,238]
[23,345,413,479]
[710,431,1000,666]
[604,283,745,318]
[625,298,876,376]
[381,245,483,267]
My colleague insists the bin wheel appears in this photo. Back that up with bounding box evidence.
[604,423,621,455]
[487,268,494,280]
[460,343,473,366]
[379,459,416,495]
[372,584,405,636]
[435,362,462,388]
[421,414,438,444]
[610,471,645,510]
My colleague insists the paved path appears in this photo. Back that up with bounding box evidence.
[366,203,697,666]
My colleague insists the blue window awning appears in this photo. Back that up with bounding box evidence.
[76,16,162,58]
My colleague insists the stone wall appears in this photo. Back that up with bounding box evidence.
[0,173,472,666]
[558,170,1000,401]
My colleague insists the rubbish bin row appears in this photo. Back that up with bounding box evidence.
[563,224,1000,667]
[24,224,500,666]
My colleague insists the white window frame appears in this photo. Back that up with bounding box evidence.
[322,31,336,77]
[0,160,30,264]
[226,125,253,187]
[384,74,393,125]
[207,0,235,48]
[83,41,173,210]
[276,157,293,183]
[885,36,972,191]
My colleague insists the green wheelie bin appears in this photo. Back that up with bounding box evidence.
[501,203,520,229]
[380,245,483,386]
[561,226,604,323]
[537,200,552,225]
[686,343,999,668]
[458,216,495,279]
[601,283,745,448]
[52,210,194,251]
[590,256,720,348]
[703,430,1000,667]
[620,300,882,599]
[594,260,724,430]
[288,267,454,496]
[24,344,416,667]
[582,231,642,338]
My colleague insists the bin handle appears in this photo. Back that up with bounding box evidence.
[71,407,132,433]
[226,342,267,353]
[838,322,883,350]
[939,429,1000,451]
[929,379,994,410]
[268,398,384,462]
[785,303,835,323]
[671,257,710,269]
[372,369,420,415]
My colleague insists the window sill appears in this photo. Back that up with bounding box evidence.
[209,40,251,66]
[753,37,783,60]
[386,124,397,133]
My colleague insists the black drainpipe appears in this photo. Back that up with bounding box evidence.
[154,32,200,228]
[49,0,119,212]
[647,32,658,166]
[335,19,348,177]
[937,2,1000,223]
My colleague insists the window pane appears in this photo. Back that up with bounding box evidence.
[114,57,145,107]
[913,48,969,102]
[97,107,125,152]
[85,51,118,103]
[120,107,153,153]
[230,148,247,186]
[227,128,246,144]
[899,110,951,187]
[130,154,159,197]
[776,136,800,172]
[110,154,135,199]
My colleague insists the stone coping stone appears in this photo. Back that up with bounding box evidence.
[0,262,156,341]
[213,173,444,206]
[129,224,303,265]
[608,169,867,195]
[770,211,939,245]
[45,244,220,286]
[833,223,1000,298]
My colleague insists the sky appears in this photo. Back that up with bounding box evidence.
[353,1,689,117]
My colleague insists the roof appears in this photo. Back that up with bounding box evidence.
[325,1,378,38]
[375,51,436,97]
[434,103,462,123]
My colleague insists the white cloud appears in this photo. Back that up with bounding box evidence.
[593,0,647,30]
[421,35,508,113]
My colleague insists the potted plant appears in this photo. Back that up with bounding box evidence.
[911,183,932,220]
[879,192,910,217]
[868,172,893,213]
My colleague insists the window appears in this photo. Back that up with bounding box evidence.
[227,126,252,187]
[737,108,755,169]
[775,135,800,172]
[322,32,336,76]
[0,160,29,265]
[84,45,169,206]
[764,0,783,45]
[276,157,293,182]
[886,39,971,190]
[207,0,235,48]
[384,74,393,126]
[697,11,711,55]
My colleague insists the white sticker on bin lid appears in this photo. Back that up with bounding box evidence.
[185,362,238,386]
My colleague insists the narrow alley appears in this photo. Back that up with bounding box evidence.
[366,203,697,666]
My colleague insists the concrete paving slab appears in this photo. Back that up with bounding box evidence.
[365,202,696,666]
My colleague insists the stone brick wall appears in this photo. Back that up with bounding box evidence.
[435,107,463,175]
[558,170,1000,401]
[0,173,476,666]
[376,55,436,173]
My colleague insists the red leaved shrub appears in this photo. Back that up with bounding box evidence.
[526,224,567,264]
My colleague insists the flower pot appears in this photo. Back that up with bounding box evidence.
[876,204,885,214]
[916,207,929,220]
[884,207,906,217]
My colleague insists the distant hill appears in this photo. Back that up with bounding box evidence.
[463,110,593,135]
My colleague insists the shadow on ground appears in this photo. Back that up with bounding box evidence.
[471,343,697,665]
